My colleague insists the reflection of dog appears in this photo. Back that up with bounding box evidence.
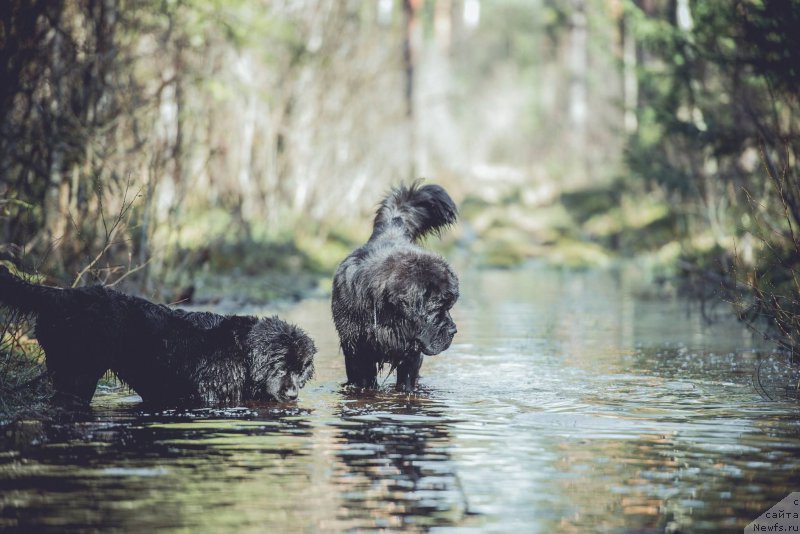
[0,266,316,407]
[332,182,459,391]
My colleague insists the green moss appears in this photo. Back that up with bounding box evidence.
[479,240,530,269]
[544,239,611,269]
[582,207,624,237]
[560,186,620,225]
[175,208,238,248]
[297,237,351,275]
[468,202,575,244]
[460,194,493,220]
[654,240,683,266]
[206,240,308,274]
[475,226,541,269]
[622,209,676,252]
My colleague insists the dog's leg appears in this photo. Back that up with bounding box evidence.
[395,353,423,392]
[48,364,106,407]
[345,350,378,388]
[41,341,106,407]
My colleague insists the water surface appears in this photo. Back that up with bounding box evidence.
[2,266,798,532]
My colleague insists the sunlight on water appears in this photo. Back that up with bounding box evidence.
[1,266,799,532]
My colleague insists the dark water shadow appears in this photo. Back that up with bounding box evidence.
[330,387,477,531]
[0,396,314,532]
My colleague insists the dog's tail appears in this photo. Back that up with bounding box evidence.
[0,265,60,315]
[371,181,458,242]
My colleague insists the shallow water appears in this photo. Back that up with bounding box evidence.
[2,266,799,532]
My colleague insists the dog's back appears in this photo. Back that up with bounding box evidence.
[0,266,253,404]
[0,266,161,355]
[0,265,65,315]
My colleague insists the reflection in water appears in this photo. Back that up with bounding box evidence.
[331,390,471,530]
[0,406,315,531]
[1,266,799,532]
[421,266,798,532]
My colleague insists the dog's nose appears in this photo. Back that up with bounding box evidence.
[448,324,457,335]
[283,387,298,400]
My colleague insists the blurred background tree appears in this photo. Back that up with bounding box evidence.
[624,0,799,351]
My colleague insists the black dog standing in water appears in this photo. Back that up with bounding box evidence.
[332,182,459,391]
[0,266,316,407]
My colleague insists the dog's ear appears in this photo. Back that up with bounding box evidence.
[296,332,317,381]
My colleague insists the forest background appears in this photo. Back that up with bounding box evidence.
[1,0,798,366]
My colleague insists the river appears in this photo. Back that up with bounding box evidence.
[1,266,798,532]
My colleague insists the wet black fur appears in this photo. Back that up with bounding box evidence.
[0,266,316,407]
[331,182,459,391]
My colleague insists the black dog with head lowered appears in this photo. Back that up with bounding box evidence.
[332,182,459,391]
[0,266,316,407]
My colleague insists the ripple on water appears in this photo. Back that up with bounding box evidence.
[1,267,799,533]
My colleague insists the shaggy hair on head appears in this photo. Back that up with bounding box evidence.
[332,182,459,391]
[0,266,316,407]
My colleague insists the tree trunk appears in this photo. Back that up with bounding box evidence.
[620,11,638,133]
[42,19,67,262]
[568,0,588,175]
[403,0,419,180]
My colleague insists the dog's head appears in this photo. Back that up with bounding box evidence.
[379,253,459,356]
[246,317,316,402]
